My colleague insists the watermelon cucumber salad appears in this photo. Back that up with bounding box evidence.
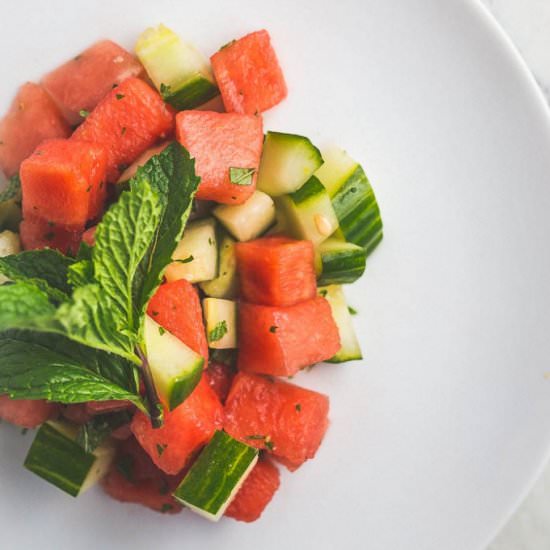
[0,24,383,523]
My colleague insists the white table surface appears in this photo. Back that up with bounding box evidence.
[480,1,550,548]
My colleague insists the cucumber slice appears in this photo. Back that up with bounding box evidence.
[257,131,324,197]
[135,24,219,110]
[24,421,115,497]
[213,190,276,242]
[315,148,383,255]
[318,285,362,363]
[173,430,258,521]
[0,230,21,284]
[317,237,366,286]
[276,175,338,246]
[203,298,238,349]
[165,217,218,283]
[199,232,238,299]
[144,315,204,410]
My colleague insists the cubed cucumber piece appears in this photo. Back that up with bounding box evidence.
[276,175,339,246]
[199,232,238,299]
[317,237,366,286]
[257,131,324,197]
[0,229,21,285]
[203,298,238,349]
[318,285,362,363]
[135,24,219,110]
[173,430,258,521]
[213,190,276,242]
[144,315,204,410]
[314,148,383,255]
[24,421,115,497]
[165,217,218,283]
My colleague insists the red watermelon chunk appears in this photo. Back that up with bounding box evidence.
[72,77,174,182]
[225,457,280,522]
[211,30,287,115]
[103,437,184,513]
[0,83,70,177]
[131,376,223,475]
[85,400,133,415]
[147,280,208,361]
[206,362,236,404]
[20,139,107,229]
[235,236,316,306]
[20,215,82,256]
[0,396,59,429]
[238,297,340,377]
[42,40,143,126]
[175,111,263,205]
[224,373,330,470]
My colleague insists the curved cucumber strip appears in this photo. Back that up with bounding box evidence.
[136,24,219,110]
[315,148,383,255]
[173,430,258,521]
[24,421,114,497]
[144,315,204,411]
[317,237,366,286]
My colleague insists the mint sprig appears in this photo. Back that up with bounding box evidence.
[0,144,200,426]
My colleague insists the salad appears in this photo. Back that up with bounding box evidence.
[0,24,383,522]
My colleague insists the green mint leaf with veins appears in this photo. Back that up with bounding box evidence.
[0,249,75,302]
[0,282,60,333]
[93,175,163,335]
[0,335,144,409]
[229,167,255,186]
[132,143,200,324]
[209,320,228,343]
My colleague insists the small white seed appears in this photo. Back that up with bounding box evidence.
[314,214,333,236]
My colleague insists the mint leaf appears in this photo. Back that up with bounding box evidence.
[0,337,144,408]
[208,320,228,343]
[229,167,255,186]
[76,410,132,453]
[0,283,59,333]
[133,143,200,321]
[0,249,74,301]
[93,176,163,334]
[2,329,139,394]
[56,285,137,362]
[67,259,94,288]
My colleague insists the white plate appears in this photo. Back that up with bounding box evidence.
[1,1,550,549]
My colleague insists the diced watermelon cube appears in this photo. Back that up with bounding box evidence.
[211,30,287,115]
[224,372,330,469]
[147,280,208,361]
[42,40,143,126]
[131,376,223,475]
[238,297,340,377]
[20,139,107,229]
[20,215,82,256]
[102,438,183,514]
[235,236,316,306]
[206,362,236,404]
[72,77,174,182]
[225,457,280,522]
[0,83,71,177]
[102,468,182,514]
[0,395,59,429]
[175,110,263,204]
